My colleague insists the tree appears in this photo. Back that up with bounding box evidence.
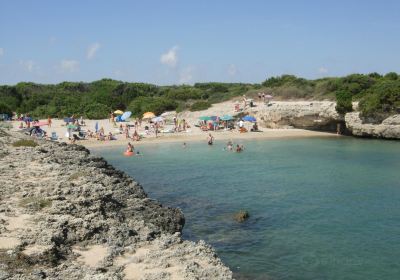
[0,102,12,116]
[335,90,353,114]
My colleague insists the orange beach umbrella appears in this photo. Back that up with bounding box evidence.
[142,112,156,119]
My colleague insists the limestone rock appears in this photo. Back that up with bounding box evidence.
[0,131,233,279]
[345,112,400,139]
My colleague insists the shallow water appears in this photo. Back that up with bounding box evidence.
[94,137,400,280]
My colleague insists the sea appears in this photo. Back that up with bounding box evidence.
[93,137,400,280]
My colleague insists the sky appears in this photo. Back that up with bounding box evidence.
[0,0,400,85]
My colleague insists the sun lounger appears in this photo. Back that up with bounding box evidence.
[50,132,58,141]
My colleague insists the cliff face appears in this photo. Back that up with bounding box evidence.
[252,101,400,139]
[253,101,342,131]
[0,131,232,279]
[345,113,400,139]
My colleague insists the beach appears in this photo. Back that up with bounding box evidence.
[13,100,340,149]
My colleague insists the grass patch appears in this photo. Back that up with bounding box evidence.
[190,101,212,111]
[69,171,88,180]
[19,197,52,211]
[12,139,38,147]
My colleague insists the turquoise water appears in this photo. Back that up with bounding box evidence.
[94,138,400,280]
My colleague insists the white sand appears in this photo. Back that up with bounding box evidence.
[0,237,21,249]
[73,245,108,267]
[0,214,32,231]
[23,244,50,256]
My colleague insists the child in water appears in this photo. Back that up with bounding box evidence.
[126,142,134,153]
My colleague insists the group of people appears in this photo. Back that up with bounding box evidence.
[173,117,190,132]
[206,134,245,152]
[225,140,245,152]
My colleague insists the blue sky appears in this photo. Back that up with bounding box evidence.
[0,0,399,85]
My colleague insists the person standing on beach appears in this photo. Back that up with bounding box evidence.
[47,116,52,128]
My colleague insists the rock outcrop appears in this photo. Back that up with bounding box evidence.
[250,101,400,139]
[0,131,233,279]
[345,113,400,139]
[253,101,341,131]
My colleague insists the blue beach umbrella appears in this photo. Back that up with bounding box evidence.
[121,111,132,121]
[95,122,99,132]
[243,115,256,122]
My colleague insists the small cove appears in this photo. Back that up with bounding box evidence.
[93,137,400,280]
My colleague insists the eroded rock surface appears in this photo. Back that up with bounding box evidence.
[0,131,233,279]
[253,101,341,130]
[345,113,400,139]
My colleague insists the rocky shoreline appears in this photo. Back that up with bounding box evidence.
[251,101,400,139]
[0,130,233,279]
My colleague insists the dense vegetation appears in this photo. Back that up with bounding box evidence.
[0,72,398,121]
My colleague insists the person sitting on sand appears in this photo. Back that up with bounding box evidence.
[207,133,214,145]
[107,132,116,140]
[132,130,140,141]
[250,122,261,132]
[126,142,134,153]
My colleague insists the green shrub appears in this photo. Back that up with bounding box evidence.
[0,102,12,116]
[84,103,110,119]
[12,139,38,147]
[359,80,400,121]
[19,197,52,211]
[335,90,353,114]
[190,101,212,111]
[128,96,178,117]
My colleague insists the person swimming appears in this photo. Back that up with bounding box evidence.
[236,144,242,152]
[226,140,233,151]
[126,142,134,153]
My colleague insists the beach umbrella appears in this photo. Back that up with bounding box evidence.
[243,115,257,122]
[121,111,132,121]
[220,115,233,121]
[143,112,156,119]
[95,122,99,132]
[152,116,164,123]
[199,116,212,121]
[66,124,77,129]
[114,110,124,115]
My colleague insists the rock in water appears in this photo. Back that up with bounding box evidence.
[234,210,250,222]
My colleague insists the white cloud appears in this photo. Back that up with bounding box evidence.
[87,42,101,60]
[160,46,179,67]
[60,59,79,72]
[318,67,328,74]
[227,64,237,76]
[179,66,194,84]
[0,48,3,56]
[19,60,35,72]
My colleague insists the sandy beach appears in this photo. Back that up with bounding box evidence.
[11,100,340,149]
